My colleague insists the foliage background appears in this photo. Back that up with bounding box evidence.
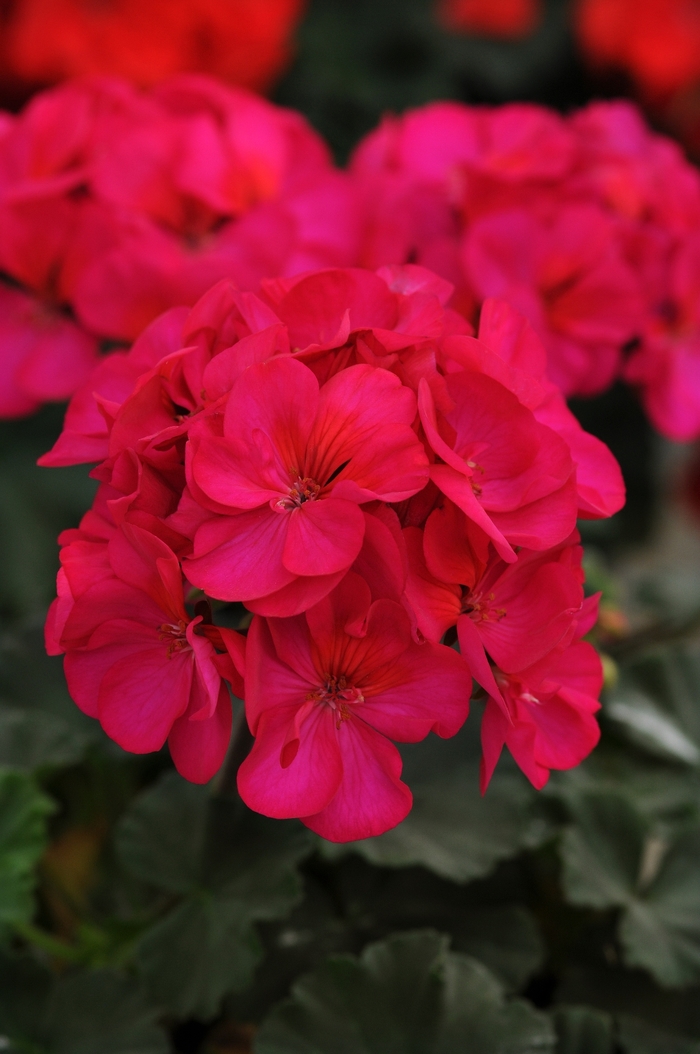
[2,1,700,1051]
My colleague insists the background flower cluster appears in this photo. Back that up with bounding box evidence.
[1,3,700,1054]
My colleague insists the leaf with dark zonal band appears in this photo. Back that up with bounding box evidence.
[255,930,555,1054]
[114,772,313,1020]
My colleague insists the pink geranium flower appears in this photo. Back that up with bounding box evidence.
[405,508,584,701]
[237,573,472,841]
[418,362,577,560]
[480,638,603,791]
[185,355,429,615]
[56,523,245,783]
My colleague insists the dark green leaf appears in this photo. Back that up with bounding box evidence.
[114,772,207,896]
[0,627,100,772]
[255,930,555,1054]
[552,1006,614,1054]
[115,773,313,1019]
[451,906,545,993]
[0,771,53,938]
[618,1015,700,1054]
[0,950,51,1049]
[0,952,167,1054]
[45,970,168,1054]
[603,645,700,769]
[619,829,700,986]
[556,963,700,1041]
[560,792,700,986]
[0,410,97,620]
[560,792,646,910]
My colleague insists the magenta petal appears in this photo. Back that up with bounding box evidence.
[64,639,148,718]
[191,434,281,510]
[430,464,516,563]
[522,693,600,772]
[169,682,232,784]
[488,475,578,550]
[186,507,295,601]
[237,703,342,819]
[98,648,193,754]
[245,569,346,618]
[457,616,505,707]
[302,717,412,842]
[361,639,471,741]
[186,619,223,720]
[283,499,365,576]
[480,698,510,792]
[244,616,315,735]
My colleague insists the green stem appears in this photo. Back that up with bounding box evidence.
[14,921,83,963]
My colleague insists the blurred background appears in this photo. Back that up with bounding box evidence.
[1,3,700,1053]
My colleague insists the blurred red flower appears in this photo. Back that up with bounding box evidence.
[2,0,307,93]
[437,0,541,38]
[576,0,700,102]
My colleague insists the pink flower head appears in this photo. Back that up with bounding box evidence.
[624,233,700,441]
[461,205,643,396]
[471,298,626,519]
[185,355,429,615]
[56,523,245,783]
[480,638,603,791]
[351,97,700,434]
[40,263,620,810]
[405,509,585,703]
[418,362,578,561]
[237,572,472,841]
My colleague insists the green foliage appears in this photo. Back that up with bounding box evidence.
[277,0,576,161]
[322,719,551,883]
[559,790,700,986]
[114,773,313,1019]
[255,930,555,1054]
[552,1006,615,1054]
[0,409,97,621]
[0,627,101,773]
[0,952,168,1054]
[0,770,53,939]
[604,644,700,769]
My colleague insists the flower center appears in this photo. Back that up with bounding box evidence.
[158,620,189,658]
[466,459,485,496]
[277,476,321,511]
[461,588,506,622]
[307,674,364,728]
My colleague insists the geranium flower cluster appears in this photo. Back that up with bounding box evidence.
[352,98,700,441]
[44,264,621,841]
[0,74,356,417]
[437,0,542,38]
[1,0,306,94]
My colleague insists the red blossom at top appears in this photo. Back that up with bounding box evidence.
[0,75,357,417]
[43,264,620,839]
[2,0,307,94]
[575,0,700,102]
